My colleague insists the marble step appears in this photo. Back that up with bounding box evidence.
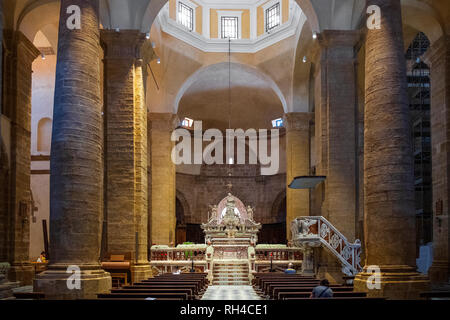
[212,281,250,285]
[214,275,249,279]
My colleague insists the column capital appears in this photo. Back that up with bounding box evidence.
[3,30,40,63]
[283,112,314,131]
[101,29,147,60]
[318,30,361,49]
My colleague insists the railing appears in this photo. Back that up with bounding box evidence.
[291,216,362,276]
[255,247,303,261]
[150,245,206,261]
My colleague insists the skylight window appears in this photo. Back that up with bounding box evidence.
[181,117,194,128]
[178,2,194,31]
[266,3,281,32]
[221,16,239,39]
[272,118,283,128]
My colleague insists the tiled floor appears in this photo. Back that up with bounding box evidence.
[201,285,262,300]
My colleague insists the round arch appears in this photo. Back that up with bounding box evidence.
[401,0,445,45]
[174,62,288,114]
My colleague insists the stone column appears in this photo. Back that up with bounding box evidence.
[316,30,359,240]
[101,30,151,282]
[2,31,40,285]
[353,0,429,299]
[34,0,111,299]
[424,35,450,284]
[149,113,176,245]
[313,30,359,281]
[284,112,312,240]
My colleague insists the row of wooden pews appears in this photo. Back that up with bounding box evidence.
[252,273,385,300]
[98,272,208,300]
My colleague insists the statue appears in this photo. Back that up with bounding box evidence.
[246,205,254,221]
[201,192,261,244]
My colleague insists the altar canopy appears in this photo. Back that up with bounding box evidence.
[202,193,261,246]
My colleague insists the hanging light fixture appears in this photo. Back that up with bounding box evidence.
[227,37,233,193]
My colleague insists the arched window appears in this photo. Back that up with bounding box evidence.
[37,118,52,153]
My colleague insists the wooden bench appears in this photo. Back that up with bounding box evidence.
[272,286,354,300]
[124,284,200,296]
[110,288,194,299]
[278,291,367,300]
[420,291,450,299]
[13,292,45,300]
[98,292,188,300]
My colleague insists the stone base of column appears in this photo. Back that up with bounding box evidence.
[428,260,449,284]
[354,265,430,299]
[131,264,152,283]
[8,263,34,285]
[0,273,18,300]
[34,264,111,299]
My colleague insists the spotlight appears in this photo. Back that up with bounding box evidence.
[156,58,161,64]
[146,33,150,40]
[302,56,307,63]
[312,32,317,39]
[41,53,46,60]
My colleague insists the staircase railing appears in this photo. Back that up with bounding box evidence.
[291,216,362,276]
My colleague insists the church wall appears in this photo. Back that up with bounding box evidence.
[28,39,56,261]
[176,165,286,231]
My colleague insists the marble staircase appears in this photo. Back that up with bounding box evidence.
[212,261,249,285]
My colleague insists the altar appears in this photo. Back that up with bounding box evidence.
[201,193,261,261]
[150,193,303,284]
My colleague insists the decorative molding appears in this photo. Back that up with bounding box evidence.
[158,4,303,53]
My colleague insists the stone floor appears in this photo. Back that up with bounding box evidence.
[201,285,262,300]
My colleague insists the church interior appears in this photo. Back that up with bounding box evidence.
[0,0,450,302]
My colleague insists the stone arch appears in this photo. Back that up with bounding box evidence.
[174,62,288,114]
[271,189,287,224]
[17,0,60,47]
[401,0,445,45]
[175,189,190,225]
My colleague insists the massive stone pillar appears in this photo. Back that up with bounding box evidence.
[354,0,429,299]
[101,30,151,282]
[425,35,450,284]
[313,30,359,281]
[34,0,111,299]
[284,112,312,240]
[2,31,40,285]
[149,113,176,245]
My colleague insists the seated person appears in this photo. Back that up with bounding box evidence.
[284,263,296,274]
[37,251,47,263]
[310,279,333,298]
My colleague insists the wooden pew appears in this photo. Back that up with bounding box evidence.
[278,291,367,300]
[272,286,354,300]
[110,288,194,299]
[98,292,188,300]
[139,280,204,293]
[122,284,200,296]
[13,292,45,300]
